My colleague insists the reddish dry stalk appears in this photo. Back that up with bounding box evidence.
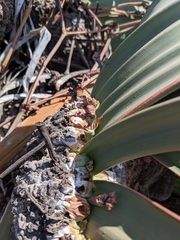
[81,69,100,88]
[25,33,67,105]
[0,116,15,128]
[30,89,69,108]
[114,26,138,36]
[91,37,112,71]
[85,8,103,27]
[94,2,149,13]
[81,36,113,88]
[112,9,129,17]
[81,73,99,89]
[115,1,149,8]
[98,9,143,18]
[118,19,141,29]
[6,105,26,136]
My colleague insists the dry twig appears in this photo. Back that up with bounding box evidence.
[1,0,33,72]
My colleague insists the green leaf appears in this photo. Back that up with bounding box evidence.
[0,203,13,240]
[91,0,180,106]
[141,0,178,23]
[80,97,180,174]
[92,0,180,131]
[153,152,180,176]
[173,177,180,196]
[85,181,180,240]
[96,43,180,131]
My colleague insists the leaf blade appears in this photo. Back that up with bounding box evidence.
[85,181,180,240]
[153,152,180,176]
[80,97,180,174]
[92,0,180,102]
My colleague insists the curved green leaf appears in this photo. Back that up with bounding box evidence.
[96,36,180,130]
[173,177,180,196]
[80,97,180,174]
[141,0,179,23]
[153,152,180,176]
[0,203,13,240]
[92,0,180,131]
[85,181,180,240]
[91,0,180,103]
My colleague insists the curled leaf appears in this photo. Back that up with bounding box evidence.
[88,192,117,210]
[66,195,90,221]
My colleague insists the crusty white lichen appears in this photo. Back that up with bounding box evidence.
[11,97,96,240]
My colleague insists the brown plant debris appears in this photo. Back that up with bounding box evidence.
[0,0,143,139]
